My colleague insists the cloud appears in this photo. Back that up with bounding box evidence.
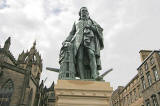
[0,0,9,9]
[0,0,160,90]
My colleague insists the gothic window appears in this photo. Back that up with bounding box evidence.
[0,79,14,106]
[152,66,159,81]
[34,56,36,62]
[141,77,146,90]
[150,57,155,65]
[151,95,159,106]
[144,63,148,71]
[123,97,125,105]
[51,92,55,97]
[127,95,129,104]
[158,92,160,101]
[139,68,143,76]
[137,85,141,97]
[146,72,152,86]
[130,92,132,103]
[158,52,160,57]
[133,88,136,100]
[145,99,150,106]
[2,79,14,90]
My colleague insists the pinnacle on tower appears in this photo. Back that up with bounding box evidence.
[33,40,36,48]
[3,37,11,50]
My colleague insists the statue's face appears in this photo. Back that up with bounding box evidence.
[80,7,89,18]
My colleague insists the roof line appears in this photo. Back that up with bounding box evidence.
[120,74,138,93]
[137,50,160,70]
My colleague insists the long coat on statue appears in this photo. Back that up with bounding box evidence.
[59,18,104,78]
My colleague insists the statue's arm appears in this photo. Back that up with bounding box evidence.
[65,22,76,42]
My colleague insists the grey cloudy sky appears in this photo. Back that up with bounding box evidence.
[0,0,160,90]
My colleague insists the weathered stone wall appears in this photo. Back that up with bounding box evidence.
[0,67,25,106]
[138,51,160,105]
[29,78,37,106]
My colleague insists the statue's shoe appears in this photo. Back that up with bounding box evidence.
[95,76,103,81]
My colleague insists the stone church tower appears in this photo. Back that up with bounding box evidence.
[0,37,55,106]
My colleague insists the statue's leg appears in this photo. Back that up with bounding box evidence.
[77,45,85,79]
[88,49,97,79]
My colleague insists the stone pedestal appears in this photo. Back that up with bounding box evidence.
[55,80,113,106]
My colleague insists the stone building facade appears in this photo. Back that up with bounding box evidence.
[138,50,160,106]
[111,74,144,106]
[0,37,55,106]
[111,50,160,106]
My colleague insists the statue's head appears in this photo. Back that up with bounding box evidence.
[79,7,89,19]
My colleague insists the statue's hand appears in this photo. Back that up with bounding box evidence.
[90,25,96,31]
[85,25,96,31]
[85,25,90,28]
[63,42,71,47]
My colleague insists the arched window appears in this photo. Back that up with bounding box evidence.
[2,79,14,90]
[0,79,14,106]
[151,94,159,106]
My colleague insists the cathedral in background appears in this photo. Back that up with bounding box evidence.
[0,37,55,106]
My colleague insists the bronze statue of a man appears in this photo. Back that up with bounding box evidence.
[62,7,104,80]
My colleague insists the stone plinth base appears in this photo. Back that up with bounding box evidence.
[55,80,113,106]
